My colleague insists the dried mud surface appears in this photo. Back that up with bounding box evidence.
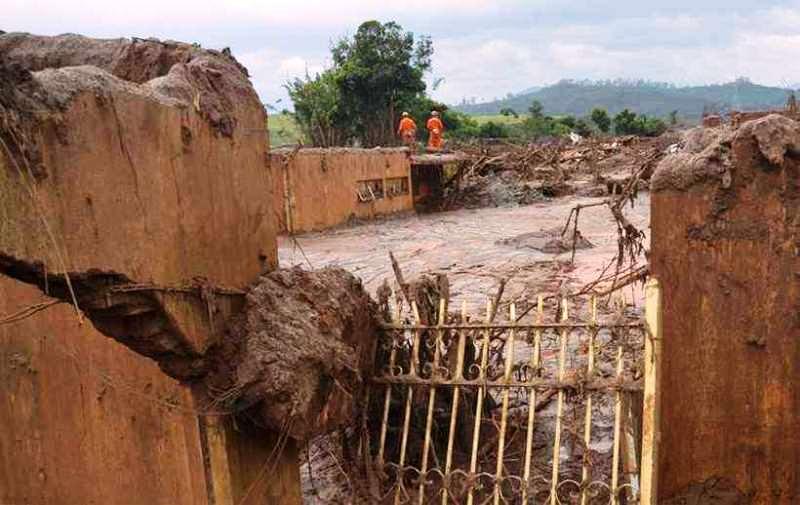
[0,32,261,184]
[0,32,256,136]
[660,477,749,505]
[219,267,380,440]
[280,193,650,310]
[652,114,800,193]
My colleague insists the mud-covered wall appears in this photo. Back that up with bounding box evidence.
[0,278,210,505]
[0,70,277,286]
[270,147,412,233]
[0,33,300,504]
[650,115,800,504]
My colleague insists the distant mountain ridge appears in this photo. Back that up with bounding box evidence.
[454,78,796,119]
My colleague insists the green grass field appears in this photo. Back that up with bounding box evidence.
[268,113,306,147]
[470,113,528,126]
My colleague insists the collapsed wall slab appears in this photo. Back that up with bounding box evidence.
[0,32,302,504]
[270,147,413,233]
[650,115,800,503]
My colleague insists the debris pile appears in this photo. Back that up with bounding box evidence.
[446,134,680,209]
[498,227,594,254]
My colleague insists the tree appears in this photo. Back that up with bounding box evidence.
[613,109,666,137]
[331,20,433,147]
[590,108,611,133]
[287,20,432,147]
[285,69,347,147]
[499,107,518,118]
[613,109,638,135]
[574,118,593,137]
[528,100,544,119]
[787,92,797,114]
[637,115,667,136]
[557,115,576,129]
[478,121,509,139]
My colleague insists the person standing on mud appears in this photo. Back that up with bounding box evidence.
[426,110,444,151]
[397,112,417,148]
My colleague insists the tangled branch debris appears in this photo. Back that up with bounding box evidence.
[441,134,678,296]
[445,134,679,210]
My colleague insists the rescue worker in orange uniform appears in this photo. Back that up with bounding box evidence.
[426,110,444,150]
[397,112,417,148]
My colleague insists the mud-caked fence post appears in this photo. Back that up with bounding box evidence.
[649,114,800,503]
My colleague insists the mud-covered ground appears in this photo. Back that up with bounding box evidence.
[279,192,650,310]
[279,192,650,504]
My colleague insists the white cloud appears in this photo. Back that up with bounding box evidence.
[6,0,507,32]
[4,1,800,107]
[238,48,327,106]
[427,7,800,104]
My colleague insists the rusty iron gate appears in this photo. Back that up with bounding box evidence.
[369,280,661,505]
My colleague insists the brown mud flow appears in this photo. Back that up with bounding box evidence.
[651,114,800,504]
[5,29,799,505]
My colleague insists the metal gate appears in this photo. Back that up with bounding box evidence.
[369,280,661,505]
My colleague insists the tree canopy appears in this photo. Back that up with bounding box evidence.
[590,108,611,133]
[612,109,667,136]
[285,70,345,147]
[287,20,433,147]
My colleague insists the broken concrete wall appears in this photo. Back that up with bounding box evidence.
[0,33,301,504]
[650,114,800,504]
[270,147,413,233]
[410,163,444,211]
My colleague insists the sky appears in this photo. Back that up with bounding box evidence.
[6,0,800,108]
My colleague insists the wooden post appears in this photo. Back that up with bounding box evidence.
[640,277,662,505]
[202,416,236,505]
[282,155,294,234]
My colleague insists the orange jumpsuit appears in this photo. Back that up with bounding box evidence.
[426,117,444,150]
[397,117,417,146]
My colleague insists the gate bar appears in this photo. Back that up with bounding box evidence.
[466,301,493,505]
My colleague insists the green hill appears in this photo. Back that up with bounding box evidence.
[455,78,795,119]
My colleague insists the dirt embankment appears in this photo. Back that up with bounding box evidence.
[1,32,380,444]
[653,114,800,194]
[0,32,264,190]
[0,31,276,305]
